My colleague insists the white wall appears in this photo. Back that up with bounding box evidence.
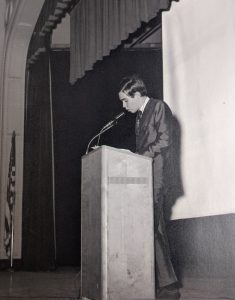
[162,0,235,219]
[0,0,7,163]
[0,1,6,76]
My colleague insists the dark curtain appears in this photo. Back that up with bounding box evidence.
[51,47,163,265]
[22,53,55,270]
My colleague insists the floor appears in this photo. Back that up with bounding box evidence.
[0,267,80,300]
[0,268,234,300]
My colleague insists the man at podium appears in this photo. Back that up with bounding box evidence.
[119,75,180,299]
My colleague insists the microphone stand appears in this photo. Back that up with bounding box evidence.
[85,122,116,155]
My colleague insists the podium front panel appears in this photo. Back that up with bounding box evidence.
[81,146,155,300]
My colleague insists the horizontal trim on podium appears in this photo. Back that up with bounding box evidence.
[108,177,149,184]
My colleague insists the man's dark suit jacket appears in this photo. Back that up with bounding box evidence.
[136,98,177,288]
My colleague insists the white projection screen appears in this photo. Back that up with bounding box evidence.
[162,0,235,219]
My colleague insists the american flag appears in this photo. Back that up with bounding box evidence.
[4,131,16,258]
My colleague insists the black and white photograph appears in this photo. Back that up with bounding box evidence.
[0,0,235,299]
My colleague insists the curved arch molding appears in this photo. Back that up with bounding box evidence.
[0,0,44,259]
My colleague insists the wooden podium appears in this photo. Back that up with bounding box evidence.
[81,146,155,300]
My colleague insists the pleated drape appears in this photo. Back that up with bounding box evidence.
[27,0,75,67]
[23,53,55,270]
[70,0,171,84]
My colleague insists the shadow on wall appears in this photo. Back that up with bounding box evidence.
[164,118,235,281]
[164,115,184,222]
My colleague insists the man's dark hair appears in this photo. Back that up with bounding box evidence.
[119,75,147,97]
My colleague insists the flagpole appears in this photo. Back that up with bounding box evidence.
[9,131,16,270]
[10,208,14,269]
[48,51,57,265]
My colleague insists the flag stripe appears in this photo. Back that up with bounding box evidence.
[4,131,16,258]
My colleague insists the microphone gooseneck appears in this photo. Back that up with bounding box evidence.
[85,111,125,154]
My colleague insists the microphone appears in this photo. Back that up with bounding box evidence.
[102,111,125,130]
[85,111,125,154]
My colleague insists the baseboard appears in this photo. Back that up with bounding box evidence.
[167,213,235,279]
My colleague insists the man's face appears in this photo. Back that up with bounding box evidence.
[119,91,142,113]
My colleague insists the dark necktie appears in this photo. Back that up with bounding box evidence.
[135,110,142,136]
